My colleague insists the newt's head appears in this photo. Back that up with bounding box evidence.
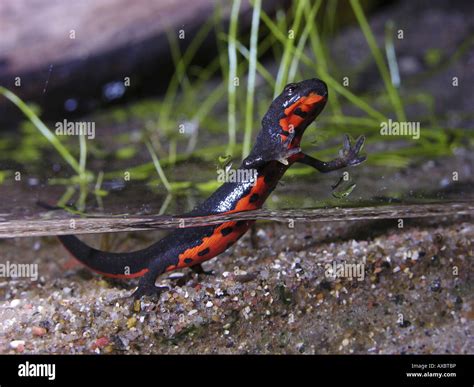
[262,78,328,146]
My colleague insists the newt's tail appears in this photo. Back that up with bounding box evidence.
[58,235,152,278]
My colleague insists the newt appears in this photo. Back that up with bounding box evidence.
[58,78,366,298]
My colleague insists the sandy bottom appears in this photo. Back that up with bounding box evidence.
[0,216,472,354]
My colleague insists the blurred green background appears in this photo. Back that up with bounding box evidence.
[0,0,473,217]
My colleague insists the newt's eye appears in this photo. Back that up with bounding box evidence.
[284,83,297,95]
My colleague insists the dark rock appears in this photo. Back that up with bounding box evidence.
[0,0,288,125]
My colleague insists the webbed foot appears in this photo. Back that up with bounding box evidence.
[268,130,301,165]
[339,134,366,167]
[132,284,169,299]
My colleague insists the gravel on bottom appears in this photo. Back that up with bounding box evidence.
[0,217,472,354]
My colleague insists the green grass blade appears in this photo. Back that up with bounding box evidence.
[274,0,305,96]
[79,132,87,174]
[242,0,262,159]
[258,8,387,122]
[145,139,172,193]
[350,0,406,121]
[227,0,241,155]
[304,0,342,116]
[231,39,275,87]
[0,86,82,174]
[384,20,401,88]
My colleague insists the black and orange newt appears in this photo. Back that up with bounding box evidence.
[58,78,366,298]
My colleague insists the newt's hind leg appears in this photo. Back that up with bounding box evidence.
[132,259,173,299]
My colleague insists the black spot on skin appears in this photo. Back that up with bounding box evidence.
[221,227,233,236]
[198,248,210,256]
[264,173,273,184]
[236,220,247,227]
[293,107,307,118]
[264,168,278,184]
[184,258,193,264]
[249,194,259,203]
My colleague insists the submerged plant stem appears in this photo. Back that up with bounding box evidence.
[145,139,172,193]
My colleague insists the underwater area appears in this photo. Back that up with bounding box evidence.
[0,0,472,355]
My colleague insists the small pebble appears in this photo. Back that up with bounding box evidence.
[10,340,25,349]
[92,337,109,349]
[10,299,21,308]
[32,326,47,336]
[126,317,137,329]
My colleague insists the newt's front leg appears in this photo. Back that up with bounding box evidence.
[297,134,366,173]
[243,130,301,169]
